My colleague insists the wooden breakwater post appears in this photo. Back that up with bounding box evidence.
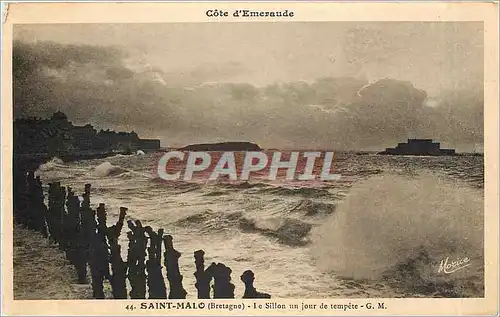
[193,250,211,299]
[73,184,93,284]
[59,186,72,253]
[65,186,88,284]
[13,167,29,226]
[107,207,128,299]
[47,181,66,246]
[64,187,78,258]
[32,174,48,237]
[96,203,111,280]
[241,270,271,299]
[24,171,39,231]
[163,235,187,299]
[13,170,48,237]
[81,184,106,299]
[206,263,235,299]
[127,220,147,299]
[145,226,167,299]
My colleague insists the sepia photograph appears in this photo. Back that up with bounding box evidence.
[1,2,498,316]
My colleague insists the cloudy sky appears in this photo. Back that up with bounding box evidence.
[13,22,483,151]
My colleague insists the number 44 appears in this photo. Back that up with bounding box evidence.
[125,305,136,311]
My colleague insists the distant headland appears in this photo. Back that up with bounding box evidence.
[179,142,261,152]
[14,111,161,162]
[378,139,456,156]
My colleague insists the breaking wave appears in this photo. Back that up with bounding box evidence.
[175,210,243,231]
[257,186,334,198]
[289,199,336,216]
[311,172,484,297]
[239,217,313,246]
[35,157,75,180]
[175,210,313,246]
[93,162,126,177]
[37,157,65,171]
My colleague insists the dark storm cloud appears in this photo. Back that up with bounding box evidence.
[13,41,122,79]
[13,40,182,131]
[13,41,483,151]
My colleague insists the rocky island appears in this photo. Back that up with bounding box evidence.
[179,142,262,151]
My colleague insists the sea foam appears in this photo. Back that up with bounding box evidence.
[311,172,483,296]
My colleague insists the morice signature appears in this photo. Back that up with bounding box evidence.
[437,256,471,274]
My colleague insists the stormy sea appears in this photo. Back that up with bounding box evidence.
[34,152,484,298]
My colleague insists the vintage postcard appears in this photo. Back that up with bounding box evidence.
[1,1,498,316]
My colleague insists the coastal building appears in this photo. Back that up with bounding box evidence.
[379,139,456,156]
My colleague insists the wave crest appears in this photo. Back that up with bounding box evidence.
[93,162,126,177]
[37,157,65,171]
[258,186,333,198]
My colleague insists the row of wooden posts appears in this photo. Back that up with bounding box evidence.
[13,170,271,299]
